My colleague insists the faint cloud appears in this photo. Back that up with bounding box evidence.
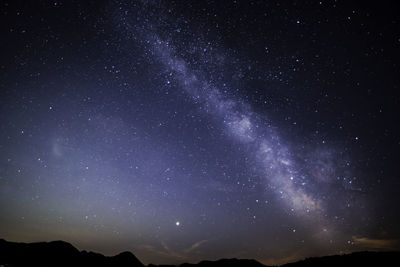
[140,243,186,261]
[260,250,305,266]
[352,236,400,250]
[141,239,208,262]
[184,240,207,253]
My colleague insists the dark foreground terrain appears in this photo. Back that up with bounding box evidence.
[1,239,399,267]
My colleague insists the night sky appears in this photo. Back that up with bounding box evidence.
[1,0,400,265]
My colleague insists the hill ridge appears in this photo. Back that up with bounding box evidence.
[1,239,399,267]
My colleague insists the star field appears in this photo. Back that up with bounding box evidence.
[1,1,400,265]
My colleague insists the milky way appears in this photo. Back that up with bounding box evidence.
[151,35,325,216]
[1,1,400,265]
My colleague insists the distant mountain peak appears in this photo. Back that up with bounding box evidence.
[0,238,144,267]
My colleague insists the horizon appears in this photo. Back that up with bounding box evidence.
[1,238,398,266]
[1,0,400,265]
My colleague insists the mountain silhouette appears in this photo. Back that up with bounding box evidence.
[177,258,265,267]
[280,251,400,267]
[0,239,143,267]
[1,238,399,267]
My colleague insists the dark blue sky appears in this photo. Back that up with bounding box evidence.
[1,1,399,265]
